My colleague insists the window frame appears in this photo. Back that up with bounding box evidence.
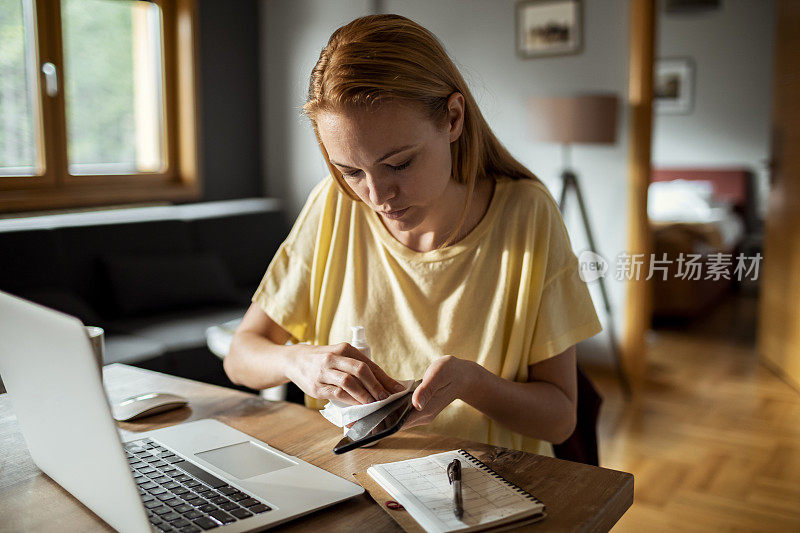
[0,0,201,213]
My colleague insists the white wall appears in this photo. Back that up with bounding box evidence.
[259,0,632,349]
[653,0,776,219]
[260,0,375,206]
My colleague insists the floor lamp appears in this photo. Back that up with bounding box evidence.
[528,94,630,397]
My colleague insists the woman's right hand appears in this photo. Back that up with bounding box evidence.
[286,342,405,405]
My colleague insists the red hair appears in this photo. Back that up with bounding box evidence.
[303,14,539,242]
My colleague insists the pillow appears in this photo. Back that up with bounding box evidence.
[103,253,243,316]
[648,180,715,222]
[15,287,103,326]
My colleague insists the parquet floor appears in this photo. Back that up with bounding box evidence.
[581,292,800,532]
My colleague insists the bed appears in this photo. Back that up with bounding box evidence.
[648,168,755,320]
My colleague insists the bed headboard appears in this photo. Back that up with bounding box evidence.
[651,167,756,230]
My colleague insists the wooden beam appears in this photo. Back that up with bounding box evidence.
[623,0,656,396]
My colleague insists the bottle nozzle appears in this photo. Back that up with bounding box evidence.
[350,326,367,345]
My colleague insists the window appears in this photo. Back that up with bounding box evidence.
[0,0,199,212]
[0,0,39,176]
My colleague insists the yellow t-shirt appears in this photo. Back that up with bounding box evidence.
[253,176,602,456]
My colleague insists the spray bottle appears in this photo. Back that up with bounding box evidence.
[345,325,376,444]
[350,325,371,359]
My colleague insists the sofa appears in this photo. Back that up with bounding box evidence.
[0,198,289,389]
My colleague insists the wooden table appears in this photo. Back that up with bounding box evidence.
[0,364,633,532]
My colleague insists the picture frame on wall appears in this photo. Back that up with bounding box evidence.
[516,0,583,58]
[654,58,695,114]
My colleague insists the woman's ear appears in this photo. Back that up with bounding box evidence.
[446,92,466,143]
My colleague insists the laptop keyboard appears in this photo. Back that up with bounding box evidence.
[125,438,272,532]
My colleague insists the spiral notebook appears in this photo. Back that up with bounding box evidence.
[366,450,546,533]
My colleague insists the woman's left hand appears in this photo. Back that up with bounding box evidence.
[404,355,478,429]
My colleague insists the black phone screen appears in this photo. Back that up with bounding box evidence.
[332,379,421,454]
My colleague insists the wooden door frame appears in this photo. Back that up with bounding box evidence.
[757,0,800,392]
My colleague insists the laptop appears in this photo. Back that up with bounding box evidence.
[0,290,363,532]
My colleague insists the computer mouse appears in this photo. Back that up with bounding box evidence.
[112,392,189,422]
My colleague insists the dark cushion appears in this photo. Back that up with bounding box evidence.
[103,253,242,316]
[13,287,103,326]
[0,229,67,291]
[190,211,289,288]
[58,220,194,314]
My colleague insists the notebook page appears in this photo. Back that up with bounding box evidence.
[368,450,542,533]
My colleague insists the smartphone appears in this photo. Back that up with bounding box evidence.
[333,379,422,454]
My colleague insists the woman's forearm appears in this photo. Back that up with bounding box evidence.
[224,317,404,402]
[224,331,297,390]
[460,361,576,444]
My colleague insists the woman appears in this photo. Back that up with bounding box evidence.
[224,14,601,456]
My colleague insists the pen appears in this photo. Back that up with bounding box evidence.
[447,458,464,519]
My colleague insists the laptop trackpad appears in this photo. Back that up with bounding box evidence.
[195,441,296,479]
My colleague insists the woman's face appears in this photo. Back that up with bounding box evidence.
[316,96,464,245]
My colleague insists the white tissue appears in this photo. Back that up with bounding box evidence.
[320,379,416,427]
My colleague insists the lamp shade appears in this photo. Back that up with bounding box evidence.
[528,94,618,144]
